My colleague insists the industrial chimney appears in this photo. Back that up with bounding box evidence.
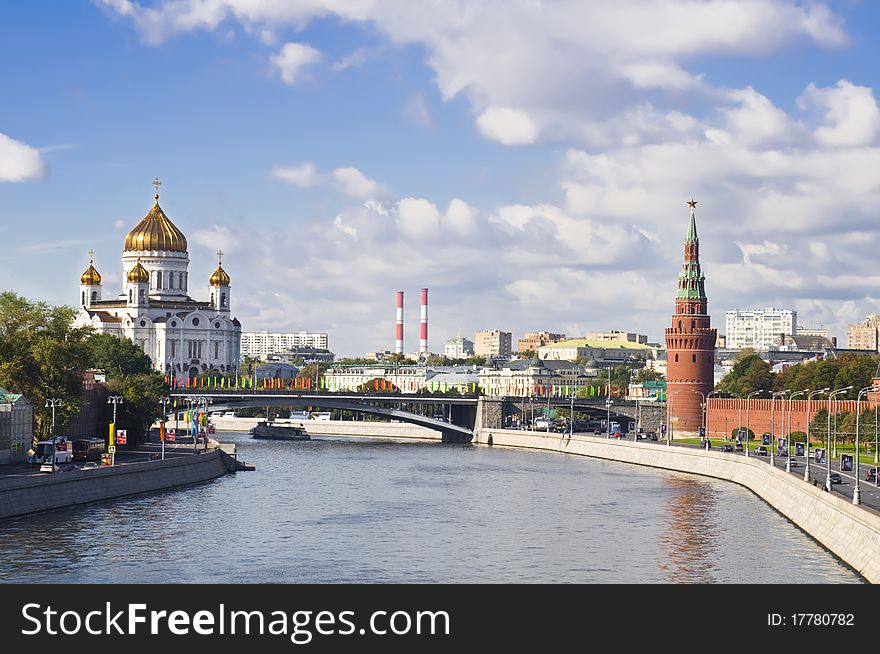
[420,288,428,353]
[395,291,404,354]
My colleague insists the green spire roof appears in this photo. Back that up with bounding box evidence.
[686,208,698,242]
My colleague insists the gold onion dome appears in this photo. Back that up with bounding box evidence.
[123,192,188,253]
[210,264,230,287]
[127,259,150,284]
[80,256,102,285]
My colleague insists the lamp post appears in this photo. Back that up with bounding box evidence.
[744,390,764,458]
[160,396,172,461]
[854,386,872,505]
[826,386,852,492]
[605,396,613,439]
[786,390,806,473]
[706,390,723,448]
[690,389,707,447]
[726,392,742,445]
[804,388,829,483]
[770,390,788,467]
[44,398,63,463]
[107,395,123,466]
[668,389,684,447]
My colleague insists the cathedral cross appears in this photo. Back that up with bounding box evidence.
[153,177,162,196]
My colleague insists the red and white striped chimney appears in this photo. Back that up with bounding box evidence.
[395,291,404,354]
[419,288,428,353]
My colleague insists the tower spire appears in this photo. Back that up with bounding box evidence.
[686,198,698,242]
[152,176,162,203]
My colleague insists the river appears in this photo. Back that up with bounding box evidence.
[0,432,861,583]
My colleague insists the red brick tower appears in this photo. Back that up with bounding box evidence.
[665,200,716,434]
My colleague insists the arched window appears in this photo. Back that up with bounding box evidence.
[691,319,695,329]
[221,292,227,308]
[692,354,697,363]
[169,272,175,289]
[91,291,97,301]
[156,271,162,289]
[129,289,133,303]
[678,320,682,330]
[139,289,145,302]
[674,354,679,362]
[211,293,215,305]
[81,292,85,305]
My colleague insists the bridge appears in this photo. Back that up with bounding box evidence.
[170,390,667,441]
[170,391,478,442]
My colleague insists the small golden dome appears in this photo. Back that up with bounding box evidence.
[209,264,230,287]
[127,259,150,284]
[123,192,188,253]
[80,253,102,285]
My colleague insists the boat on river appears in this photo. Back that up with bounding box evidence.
[249,421,310,441]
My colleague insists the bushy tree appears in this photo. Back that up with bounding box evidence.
[717,353,772,396]
[0,292,93,436]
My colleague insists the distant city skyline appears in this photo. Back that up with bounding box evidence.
[3,2,880,356]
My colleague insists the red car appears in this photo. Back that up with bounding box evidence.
[613,431,623,439]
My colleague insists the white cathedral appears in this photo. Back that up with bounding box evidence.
[75,181,242,379]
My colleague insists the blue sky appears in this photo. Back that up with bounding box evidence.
[2,1,880,355]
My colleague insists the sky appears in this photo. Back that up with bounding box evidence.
[2,0,880,356]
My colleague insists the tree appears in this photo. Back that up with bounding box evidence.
[717,353,772,396]
[634,367,664,383]
[0,292,93,437]
[87,333,153,377]
[86,333,167,446]
[103,373,167,444]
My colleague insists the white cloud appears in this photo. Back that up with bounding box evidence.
[271,161,322,188]
[270,41,322,85]
[476,107,539,145]
[0,132,47,182]
[799,79,880,147]
[397,197,440,238]
[332,166,388,200]
[99,1,848,147]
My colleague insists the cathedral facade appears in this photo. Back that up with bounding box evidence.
[75,183,242,379]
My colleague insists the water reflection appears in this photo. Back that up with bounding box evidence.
[659,475,719,583]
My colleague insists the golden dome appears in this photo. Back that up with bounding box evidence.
[123,193,188,253]
[127,259,150,284]
[209,264,230,287]
[80,252,102,285]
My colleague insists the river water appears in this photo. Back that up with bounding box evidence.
[0,432,861,583]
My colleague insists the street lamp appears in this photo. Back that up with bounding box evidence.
[44,398,63,463]
[605,396,613,439]
[107,395,123,466]
[770,390,789,467]
[725,392,743,446]
[44,398,63,439]
[853,386,872,505]
[668,389,684,447]
[826,386,852,491]
[744,390,764,457]
[706,390,723,449]
[786,390,807,473]
[805,388,829,483]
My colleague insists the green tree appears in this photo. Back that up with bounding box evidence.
[0,292,93,437]
[633,367,664,383]
[717,353,772,396]
[104,373,167,445]
[87,333,153,377]
[86,333,168,446]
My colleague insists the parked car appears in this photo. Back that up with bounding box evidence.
[734,443,744,452]
[612,431,623,439]
[829,472,842,485]
[720,444,735,453]
[866,467,877,482]
[81,461,99,470]
[754,446,769,457]
[39,461,58,473]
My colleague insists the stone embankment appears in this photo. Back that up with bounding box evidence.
[0,448,233,521]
